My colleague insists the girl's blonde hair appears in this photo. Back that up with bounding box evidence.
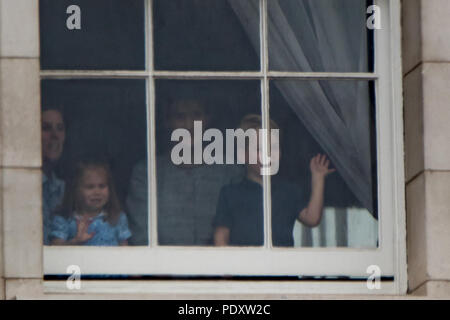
[57,159,121,225]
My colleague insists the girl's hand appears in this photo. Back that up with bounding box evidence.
[72,217,95,244]
[310,154,336,179]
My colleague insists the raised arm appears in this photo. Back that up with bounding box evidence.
[298,154,335,227]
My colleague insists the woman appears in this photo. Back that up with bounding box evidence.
[42,107,66,245]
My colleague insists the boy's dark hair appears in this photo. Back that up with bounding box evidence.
[239,114,281,146]
[57,158,122,225]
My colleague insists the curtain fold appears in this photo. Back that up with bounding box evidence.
[228,0,374,214]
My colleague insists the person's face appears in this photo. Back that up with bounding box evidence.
[77,168,110,213]
[246,133,280,176]
[42,110,65,162]
[167,101,208,136]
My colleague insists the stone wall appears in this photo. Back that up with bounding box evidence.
[402,0,450,297]
[0,0,43,299]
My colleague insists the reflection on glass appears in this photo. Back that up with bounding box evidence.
[40,0,145,70]
[153,0,260,71]
[270,80,378,248]
[41,79,148,246]
[266,0,374,72]
[155,80,260,246]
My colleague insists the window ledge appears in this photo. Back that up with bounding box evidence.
[38,279,405,297]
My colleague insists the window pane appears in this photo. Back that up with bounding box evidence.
[40,0,145,70]
[155,80,261,246]
[269,80,378,248]
[268,0,374,72]
[41,79,148,246]
[153,0,260,71]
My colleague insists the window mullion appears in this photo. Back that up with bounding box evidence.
[147,0,158,248]
[268,71,378,80]
[260,0,272,249]
[39,70,149,78]
[39,70,378,81]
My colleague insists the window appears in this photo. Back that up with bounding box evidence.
[41,0,406,294]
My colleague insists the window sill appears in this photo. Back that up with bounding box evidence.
[40,279,403,297]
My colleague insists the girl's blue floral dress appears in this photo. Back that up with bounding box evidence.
[50,211,132,246]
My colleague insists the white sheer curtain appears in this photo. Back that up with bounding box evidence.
[228,0,375,214]
[293,208,378,248]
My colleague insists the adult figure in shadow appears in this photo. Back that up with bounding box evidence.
[126,98,242,246]
[42,106,66,245]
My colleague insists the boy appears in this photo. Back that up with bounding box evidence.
[213,114,335,247]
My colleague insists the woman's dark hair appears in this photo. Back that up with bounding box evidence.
[57,158,122,225]
[42,105,67,126]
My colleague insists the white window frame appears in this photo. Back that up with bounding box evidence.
[41,0,406,295]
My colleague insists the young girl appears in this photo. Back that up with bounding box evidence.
[50,159,131,246]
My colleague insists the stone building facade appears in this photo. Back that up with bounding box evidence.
[0,0,449,299]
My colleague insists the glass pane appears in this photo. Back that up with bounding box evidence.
[269,80,378,248]
[41,79,148,246]
[40,0,145,70]
[155,80,261,246]
[153,0,260,71]
[268,0,374,72]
